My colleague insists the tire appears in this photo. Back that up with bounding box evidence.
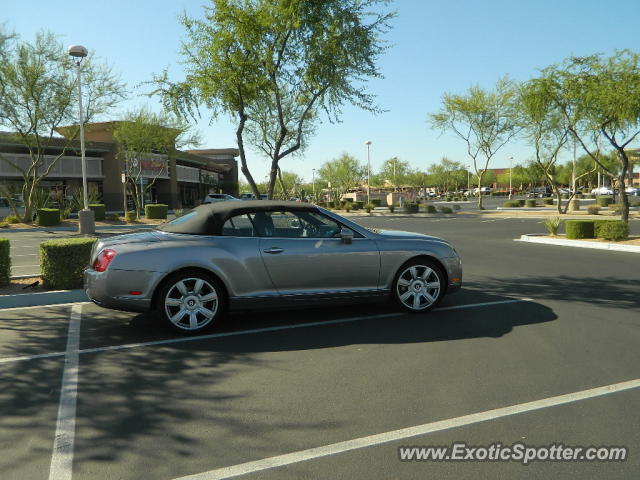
[392,259,445,313]
[156,270,225,333]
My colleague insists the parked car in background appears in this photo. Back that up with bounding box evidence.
[239,192,256,200]
[464,187,491,196]
[85,201,462,333]
[527,187,553,198]
[202,194,240,204]
[591,186,614,195]
[625,186,639,196]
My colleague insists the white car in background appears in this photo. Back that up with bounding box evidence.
[625,186,639,196]
[591,186,614,195]
[202,194,240,204]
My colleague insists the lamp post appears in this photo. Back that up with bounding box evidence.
[312,168,316,199]
[365,140,372,204]
[508,156,514,199]
[392,156,398,190]
[68,44,94,234]
[466,165,471,192]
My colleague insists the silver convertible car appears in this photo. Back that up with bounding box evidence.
[85,201,462,333]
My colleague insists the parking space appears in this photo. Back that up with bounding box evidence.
[0,216,638,479]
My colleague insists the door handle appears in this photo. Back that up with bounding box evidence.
[263,247,284,254]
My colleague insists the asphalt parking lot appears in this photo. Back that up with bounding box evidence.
[1,216,639,479]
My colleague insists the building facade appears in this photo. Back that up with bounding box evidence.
[0,122,239,211]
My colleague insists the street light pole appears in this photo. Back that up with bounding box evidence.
[68,44,94,234]
[508,156,514,199]
[312,168,316,199]
[467,165,471,191]
[365,140,372,204]
[392,156,397,190]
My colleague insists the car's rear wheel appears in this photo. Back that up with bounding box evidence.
[157,271,224,333]
[393,259,444,313]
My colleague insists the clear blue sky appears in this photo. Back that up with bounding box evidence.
[5,0,639,182]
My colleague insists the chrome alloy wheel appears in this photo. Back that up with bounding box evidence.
[396,264,441,311]
[164,277,219,331]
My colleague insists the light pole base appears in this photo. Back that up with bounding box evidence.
[79,209,96,235]
[508,193,513,199]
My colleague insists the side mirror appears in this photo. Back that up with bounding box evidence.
[340,227,354,245]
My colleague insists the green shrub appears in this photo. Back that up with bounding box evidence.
[561,193,569,199]
[144,204,168,219]
[174,208,184,218]
[594,220,629,241]
[517,199,525,207]
[354,201,365,210]
[608,203,623,214]
[525,199,537,207]
[344,202,352,212]
[628,197,640,207]
[453,204,461,210]
[503,201,520,207]
[105,213,120,221]
[0,238,9,287]
[388,205,395,213]
[596,196,613,207]
[371,199,381,207]
[40,237,96,289]
[404,203,419,214]
[364,203,374,213]
[438,206,453,214]
[88,204,106,221]
[565,220,595,239]
[36,208,60,227]
[543,198,553,205]
[587,206,600,215]
[426,204,436,213]
[4,215,20,224]
[543,217,562,236]
[125,211,137,223]
[575,193,583,199]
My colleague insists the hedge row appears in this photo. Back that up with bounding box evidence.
[37,208,60,227]
[404,203,419,214]
[145,204,168,219]
[89,204,106,221]
[596,196,613,207]
[40,237,96,289]
[565,219,629,241]
[0,238,9,287]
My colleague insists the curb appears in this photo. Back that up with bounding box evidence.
[516,234,640,253]
[0,224,157,234]
[0,289,88,309]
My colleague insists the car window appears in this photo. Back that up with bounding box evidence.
[252,210,349,238]
[222,214,256,237]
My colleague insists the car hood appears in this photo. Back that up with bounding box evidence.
[374,229,448,243]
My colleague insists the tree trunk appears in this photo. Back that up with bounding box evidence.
[476,173,484,209]
[619,172,629,222]
[267,159,278,200]
[235,112,260,199]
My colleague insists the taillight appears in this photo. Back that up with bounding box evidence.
[93,249,116,272]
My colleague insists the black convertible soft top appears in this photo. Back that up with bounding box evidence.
[157,200,318,235]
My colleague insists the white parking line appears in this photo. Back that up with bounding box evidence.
[0,302,91,313]
[48,304,81,480]
[172,378,640,480]
[11,253,39,257]
[11,264,40,268]
[0,299,529,365]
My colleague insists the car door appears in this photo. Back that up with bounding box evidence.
[256,209,381,299]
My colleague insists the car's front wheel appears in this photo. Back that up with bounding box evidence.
[393,260,444,313]
[156,271,224,333]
